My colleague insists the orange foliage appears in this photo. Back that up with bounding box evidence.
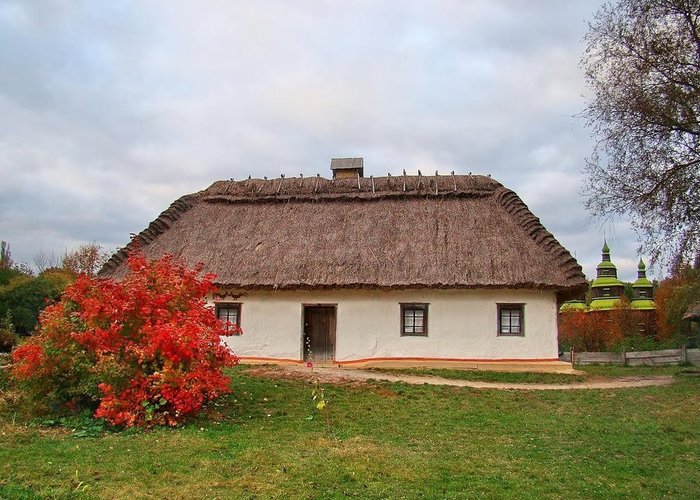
[655,268,700,341]
[558,310,607,351]
[559,298,652,351]
[607,297,645,342]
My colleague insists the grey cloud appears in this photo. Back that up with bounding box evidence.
[2,0,653,280]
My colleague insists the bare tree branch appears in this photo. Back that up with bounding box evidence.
[583,0,700,272]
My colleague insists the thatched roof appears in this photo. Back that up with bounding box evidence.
[101,174,586,293]
[684,300,700,321]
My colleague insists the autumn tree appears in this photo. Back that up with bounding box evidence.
[655,266,700,344]
[582,0,700,270]
[0,241,12,269]
[61,243,108,277]
[33,250,59,274]
[12,252,238,427]
[559,310,608,351]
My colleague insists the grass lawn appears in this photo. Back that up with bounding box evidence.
[366,365,688,384]
[1,365,699,499]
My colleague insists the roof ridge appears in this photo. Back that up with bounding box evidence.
[99,192,202,275]
[494,187,585,283]
[202,174,499,203]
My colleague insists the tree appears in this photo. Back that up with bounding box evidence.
[582,0,700,271]
[655,265,700,344]
[0,269,74,336]
[33,250,59,274]
[12,251,239,427]
[0,241,13,269]
[0,311,17,353]
[61,243,108,277]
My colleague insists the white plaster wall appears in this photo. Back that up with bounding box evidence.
[211,289,559,362]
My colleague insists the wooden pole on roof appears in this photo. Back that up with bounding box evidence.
[452,171,457,192]
[434,170,439,195]
[370,175,375,194]
[277,174,285,194]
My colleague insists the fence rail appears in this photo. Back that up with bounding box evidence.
[560,348,700,366]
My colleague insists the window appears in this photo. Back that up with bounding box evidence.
[498,304,524,336]
[401,303,428,336]
[216,303,241,334]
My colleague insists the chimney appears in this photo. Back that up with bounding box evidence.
[330,157,364,179]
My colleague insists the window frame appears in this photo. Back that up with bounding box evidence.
[215,302,242,335]
[400,303,429,337]
[497,303,524,337]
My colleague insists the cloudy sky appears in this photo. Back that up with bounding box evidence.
[0,0,652,281]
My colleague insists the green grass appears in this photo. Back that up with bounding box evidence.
[579,364,689,378]
[366,365,687,384]
[368,367,584,384]
[1,365,699,499]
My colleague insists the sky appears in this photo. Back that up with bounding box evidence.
[0,0,653,282]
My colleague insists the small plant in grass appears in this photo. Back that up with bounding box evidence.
[305,338,328,416]
[11,251,239,428]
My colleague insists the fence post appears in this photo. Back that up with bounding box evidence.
[570,348,575,368]
[622,349,626,366]
[682,344,688,364]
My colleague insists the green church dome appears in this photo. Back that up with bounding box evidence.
[559,300,588,313]
[631,257,655,309]
[589,297,622,311]
[630,299,655,311]
[591,276,625,288]
[632,258,653,288]
[591,240,623,288]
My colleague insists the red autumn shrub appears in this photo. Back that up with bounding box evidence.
[606,296,653,343]
[558,310,608,351]
[11,252,238,427]
[560,298,658,352]
[655,267,700,342]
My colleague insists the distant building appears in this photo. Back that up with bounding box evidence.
[631,259,655,311]
[589,242,626,312]
[558,242,656,335]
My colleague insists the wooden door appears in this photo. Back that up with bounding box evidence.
[303,306,336,363]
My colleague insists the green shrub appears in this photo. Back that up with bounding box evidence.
[0,311,17,353]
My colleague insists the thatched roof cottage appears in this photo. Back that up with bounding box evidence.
[102,159,586,366]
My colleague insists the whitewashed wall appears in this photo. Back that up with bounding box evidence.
[211,289,559,363]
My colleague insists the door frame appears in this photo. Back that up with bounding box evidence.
[301,304,337,363]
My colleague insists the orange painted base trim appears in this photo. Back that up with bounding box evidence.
[336,356,560,365]
[238,356,303,364]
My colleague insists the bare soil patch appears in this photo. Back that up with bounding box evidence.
[247,365,674,390]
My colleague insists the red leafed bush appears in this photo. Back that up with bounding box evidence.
[558,310,608,351]
[11,252,238,427]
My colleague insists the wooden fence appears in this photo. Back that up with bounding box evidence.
[561,348,700,366]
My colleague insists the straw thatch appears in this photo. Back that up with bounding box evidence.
[101,174,586,293]
[684,300,700,321]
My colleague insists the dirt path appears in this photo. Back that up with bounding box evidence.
[250,365,675,391]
